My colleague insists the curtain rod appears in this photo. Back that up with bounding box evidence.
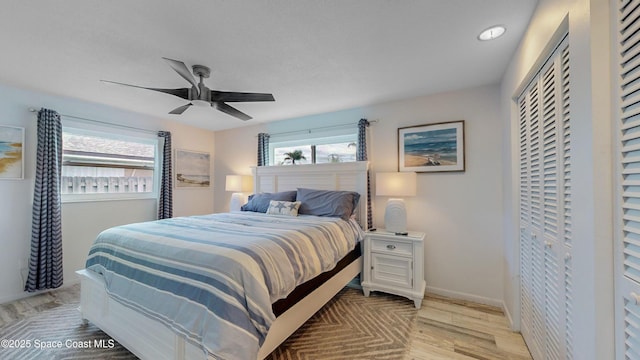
[264,119,377,138]
[28,108,158,135]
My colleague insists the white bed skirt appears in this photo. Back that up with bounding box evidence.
[76,256,362,360]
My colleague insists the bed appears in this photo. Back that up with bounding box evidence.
[76,161,369,360]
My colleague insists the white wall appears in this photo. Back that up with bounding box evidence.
[215,84,505,305]
[500,0,613,358]
[0,83,215,303]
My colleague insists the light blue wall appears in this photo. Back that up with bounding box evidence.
[0,82,215,303]
[214,84,506,306]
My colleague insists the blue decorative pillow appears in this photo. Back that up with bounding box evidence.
[240,191,297,213]
[296,188,360,220]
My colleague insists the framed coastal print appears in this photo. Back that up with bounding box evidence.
[0,126,25,180]
[175,149,210,187]
[398,120,465,173]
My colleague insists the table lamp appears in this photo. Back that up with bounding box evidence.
[226,175,253,211]
[375,172,417,234]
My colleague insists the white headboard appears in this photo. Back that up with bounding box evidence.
[252,161,369,227]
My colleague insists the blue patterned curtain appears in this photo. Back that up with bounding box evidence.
[25,108,63,292]
[357,118,373,230]
[158,131,173,219]
[257,133,270,166]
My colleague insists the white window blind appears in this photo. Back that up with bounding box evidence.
[61,127,159,201]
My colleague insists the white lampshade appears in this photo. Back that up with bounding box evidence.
[376,172,417,234]
[225,175,253,192]
[376,172,417,197]
[226,175,253,212]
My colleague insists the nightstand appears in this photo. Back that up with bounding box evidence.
[361,229,426,308]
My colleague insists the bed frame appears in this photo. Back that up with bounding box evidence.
[76,161,369,360]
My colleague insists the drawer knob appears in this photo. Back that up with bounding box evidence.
[387,244,396,250]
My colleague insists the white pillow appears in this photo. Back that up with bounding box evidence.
[266,200,301,216]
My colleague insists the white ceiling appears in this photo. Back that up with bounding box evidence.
[0,1,537,131]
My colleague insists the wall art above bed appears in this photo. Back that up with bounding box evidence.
[175,149,210,187]
[0,125,24,180]
[398,120,465,173]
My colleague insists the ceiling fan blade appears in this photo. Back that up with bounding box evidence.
[210,91,275,102]
[101,80,190,100]
[169,103,192,115]
[213,102,252,121]
[162,57,200,96]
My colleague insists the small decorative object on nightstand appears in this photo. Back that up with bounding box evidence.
[361,229,426,308]
[375,172,417,234]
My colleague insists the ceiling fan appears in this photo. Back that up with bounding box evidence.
[102,58,275,121]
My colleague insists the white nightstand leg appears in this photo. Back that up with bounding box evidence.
[413,298,422,309]
[363,288,370,297]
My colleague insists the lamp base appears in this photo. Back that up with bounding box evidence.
[384,198,407,233]
[230,193,245,212]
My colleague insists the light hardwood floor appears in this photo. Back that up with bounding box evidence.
[0,285,80,327]
[0,285,532,359]
[406,294,532,359]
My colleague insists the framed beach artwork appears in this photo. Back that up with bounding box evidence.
[175,149,210,188]
[0,126,25,180]
[398,120,465,173]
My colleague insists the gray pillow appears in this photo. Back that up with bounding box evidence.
[297,188,360,220]
[241,191,297,213]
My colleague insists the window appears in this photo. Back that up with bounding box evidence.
[271,134,357,165]
[61,127,159,201]
[315,142,357,163]
[273,145,312,165]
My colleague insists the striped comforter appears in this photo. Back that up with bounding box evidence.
[85,212,363,360]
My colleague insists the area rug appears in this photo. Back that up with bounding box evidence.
[0,288,417,359]
[0,302,133,359]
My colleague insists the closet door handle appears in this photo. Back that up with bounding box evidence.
[632,292,640,306]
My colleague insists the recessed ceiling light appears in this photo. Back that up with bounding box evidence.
[478,25,506,41]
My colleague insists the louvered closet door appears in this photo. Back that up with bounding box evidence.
[615,0,640,358]
[560,43,573,359]
[518,35,572,360]
[519,80,534,354]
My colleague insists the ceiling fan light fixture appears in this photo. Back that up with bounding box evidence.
[478,25,506,41]
[103,58,274,120]
[192,99,210,107]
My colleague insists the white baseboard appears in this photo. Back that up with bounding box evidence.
[503,300,516,330]
[425,285,503,309]
[0,288,46,304]
[0,278,80,305]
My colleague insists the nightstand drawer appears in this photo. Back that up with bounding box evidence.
[370,238,413,257]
